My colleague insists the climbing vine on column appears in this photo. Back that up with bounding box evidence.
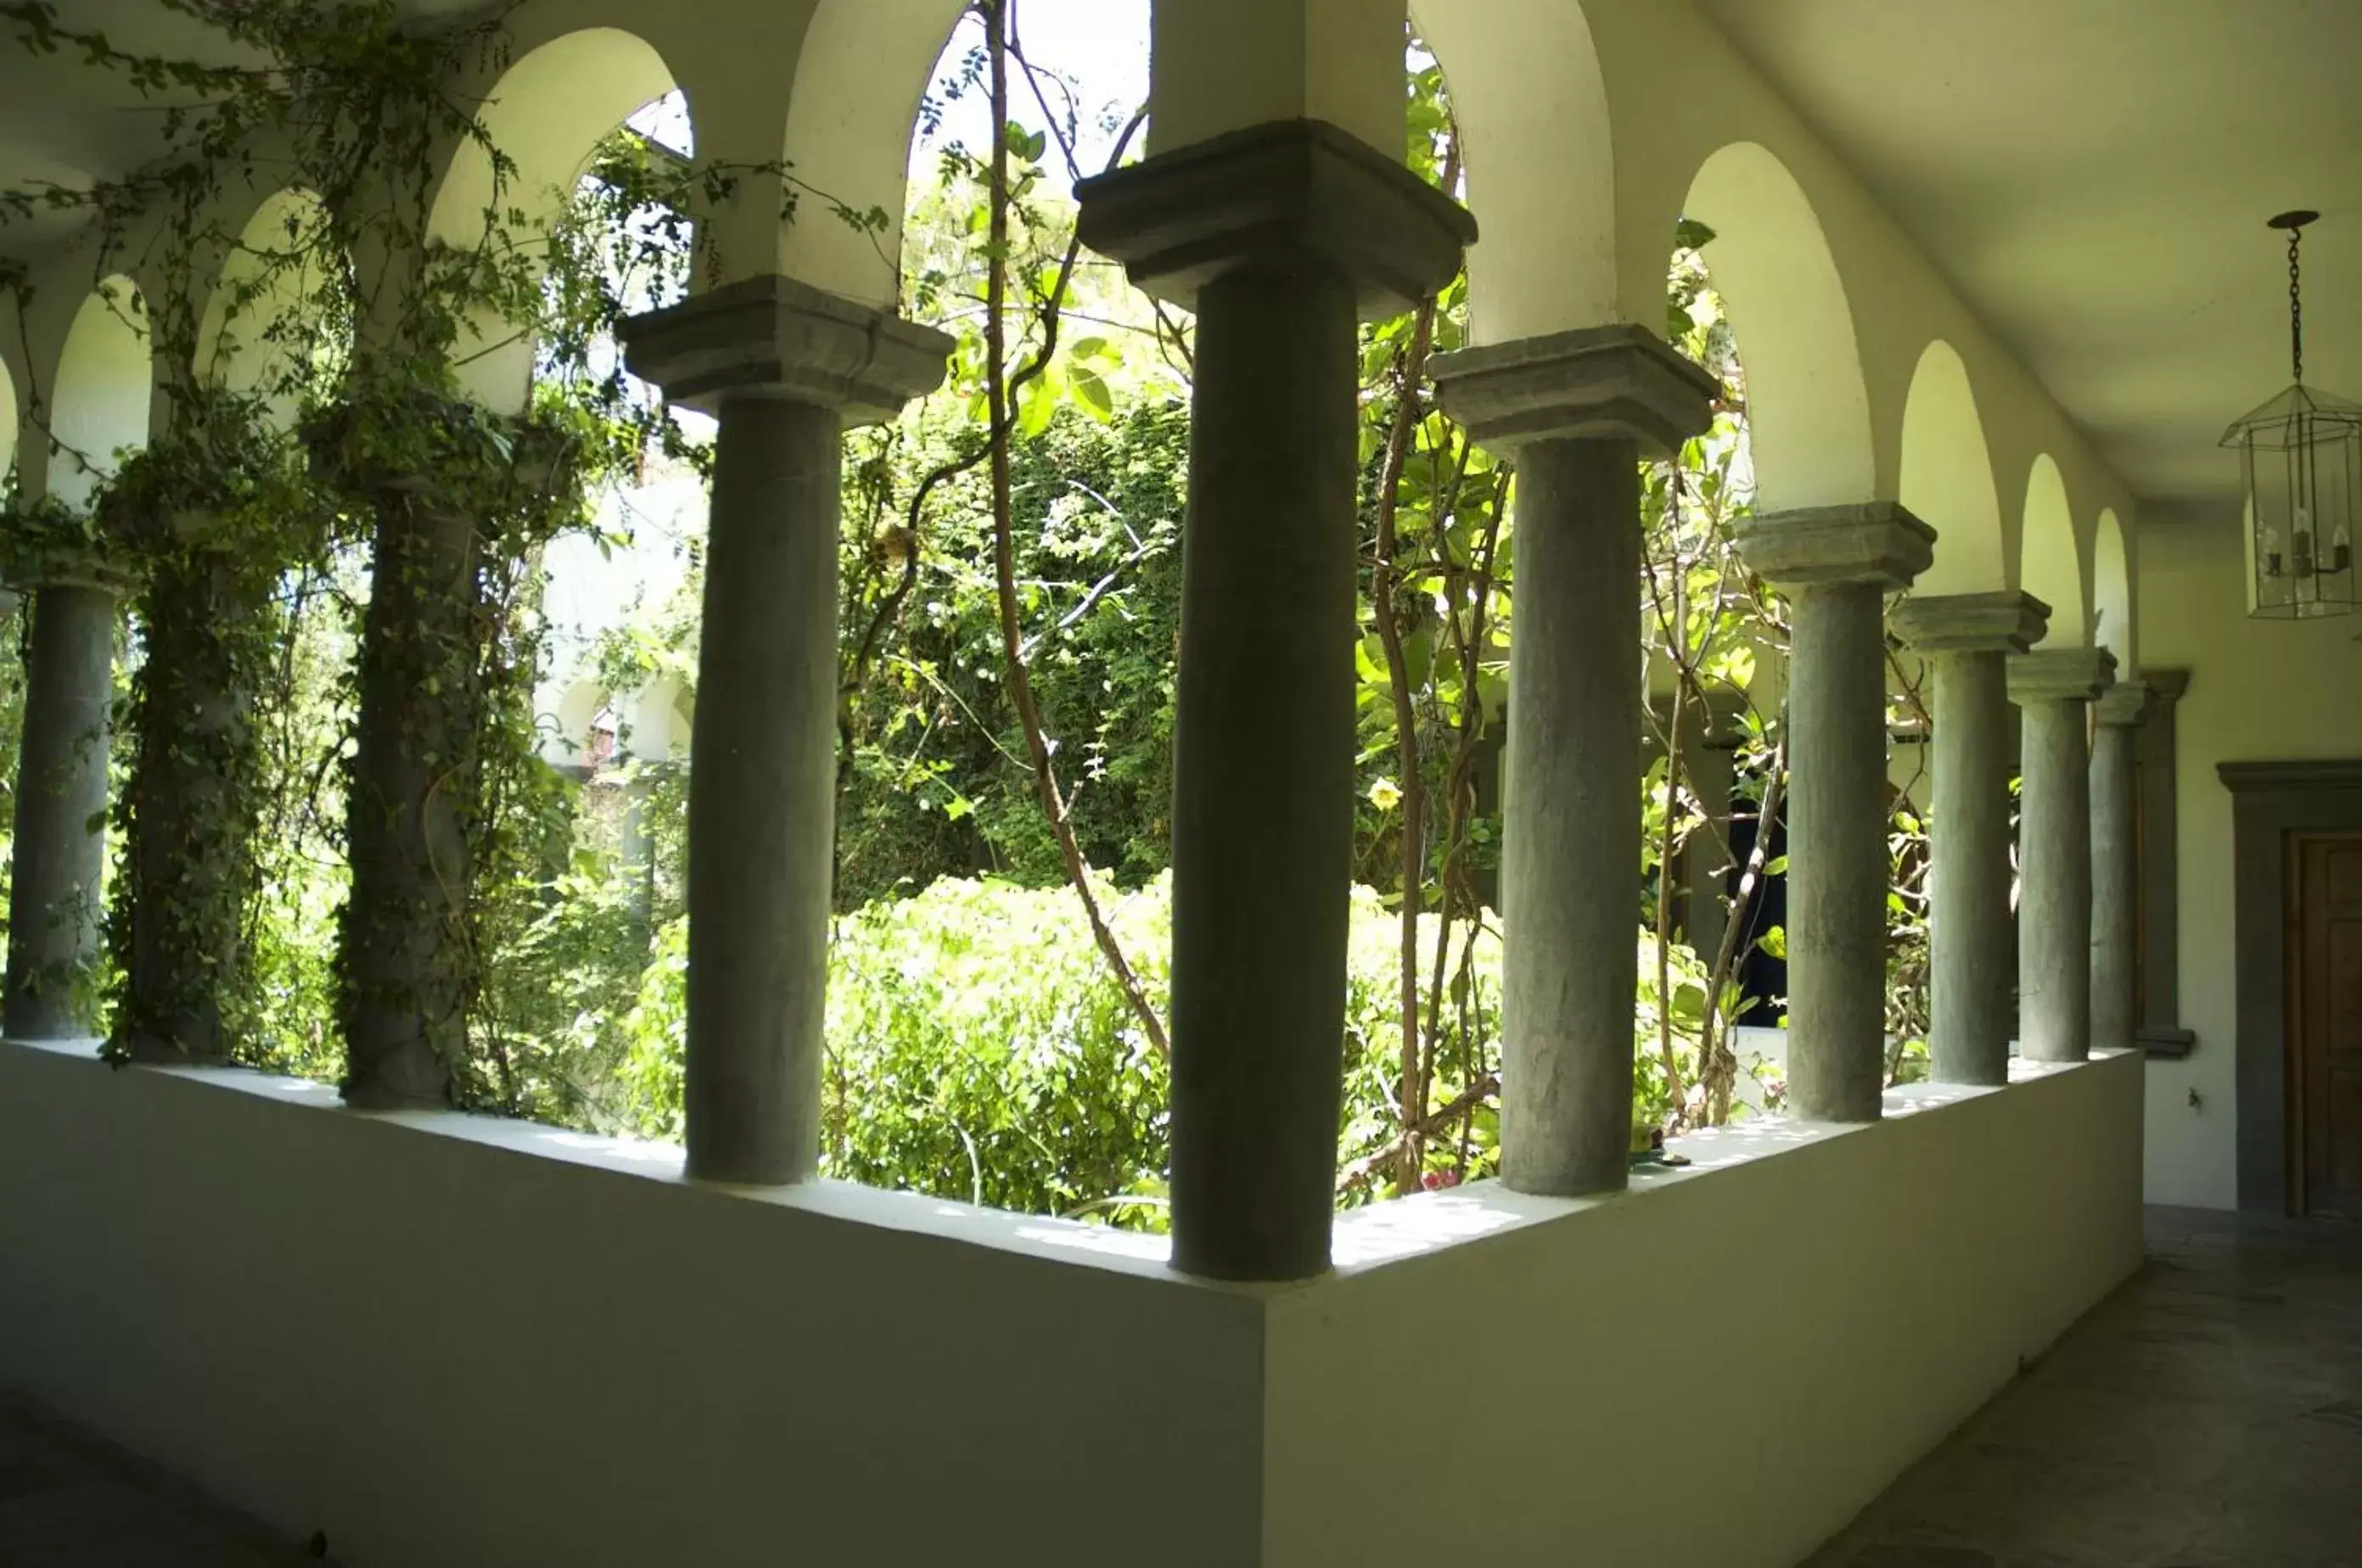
[0,0,771,1105]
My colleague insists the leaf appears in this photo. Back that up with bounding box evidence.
[1017,373,1057,439]
[1069,366,1114,423]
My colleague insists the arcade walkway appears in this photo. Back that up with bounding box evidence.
[2,1208,2354,1567]
[1806,1207,2362,1567]
[0,1396,322,1565]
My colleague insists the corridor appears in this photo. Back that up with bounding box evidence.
[3,1209,2354,1566]
[1805,1207,2362,1567]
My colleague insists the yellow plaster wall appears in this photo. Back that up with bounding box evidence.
[2138,509,2362,1209]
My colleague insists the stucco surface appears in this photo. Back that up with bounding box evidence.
[1803,1206,2362,1568]
[0,1039,2141,1567]
[1268,1055,2145,1567]
[0,1041,1267,1568]
[2138,512,2362,1210]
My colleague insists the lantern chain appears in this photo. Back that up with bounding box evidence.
[2289,225,2304,385]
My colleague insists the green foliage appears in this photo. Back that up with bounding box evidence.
[613,872,1716,1220]
[834,401,1187,901]
[0,0,767,1098]
[0,6,1819,1225]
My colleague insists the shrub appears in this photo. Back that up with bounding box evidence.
[620,873,1719,1225]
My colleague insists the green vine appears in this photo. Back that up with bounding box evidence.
[0,0,771,1101]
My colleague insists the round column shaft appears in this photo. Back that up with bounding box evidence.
[4,582,118,1040]
[1736,504,1935,1123]
[124,548,265,1064]
[2011,648,2117,1063]
[2090,683,2149,1056]
[1892,592,2050,1087]
[1429,324,1717,1195]
[684,396,842,1183]
[1499,436,1641,1192]
[1929,653,2016,1083]
[620,275,953,1185]
[1166,264,1359,1276]
[1080,121,1474,1278]
[1785,580,1893,1120]
[340,486,481,1108]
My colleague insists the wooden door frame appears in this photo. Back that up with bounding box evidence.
[2220,760,2362,1212]
[2283,830,2362,1215]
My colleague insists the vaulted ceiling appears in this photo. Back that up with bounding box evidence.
[1694,0,2362,513]
[7,0,2358,514]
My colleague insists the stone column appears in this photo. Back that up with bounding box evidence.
[4,572,121,1039]
[621,276,950,1186]
[1681,725,1742,972]
[1080,123,1473,1279]
[1891,592,2050,1086]
[337,468,484,1107]
[2090,681,2150,1056]
[1428,327,1715,1195]
[1734,505,1935,1122]
[2008,647,2117,1063]
[2134,670,2194,1056]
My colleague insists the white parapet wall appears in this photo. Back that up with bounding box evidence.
[1265,1051,2146,1567]
[0,1039,2142,1567]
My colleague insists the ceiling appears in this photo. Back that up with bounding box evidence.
[0,0,480,246]
[1697,0,2362,514]
[7,1,2359,513]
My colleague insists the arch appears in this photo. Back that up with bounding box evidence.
[1898,339,2007,596]
[778,0,971,307]
[196,188,335,427]
[2093,507,2131,669]
[2019,454,2085,647]
[626,675,690,760]
[1,353,17,485]
[1680,143,1875,513]
[49,276,154,511]
[426,28,683,411]
[549,678,609,765]
[1416,0,1617,342]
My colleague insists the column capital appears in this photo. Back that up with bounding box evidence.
[1074,119,1475,322]
[2008,646,2118,704]
[618,274,952,425]
[2141,667,2191,707]
[0,545,137,597]
[1428,324,1718,457]
[0,498,138,596]
[2094,680,2153,727]
[1733,501,1935,592]
[1891,590,2051,654]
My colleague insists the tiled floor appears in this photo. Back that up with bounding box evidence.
[0,1395,323,1565]
[1803,1206,2362,1568]
[2,1207,2354,1567]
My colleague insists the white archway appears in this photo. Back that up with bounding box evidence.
[1680,143,1875,513]
[197,188,336,428]
[1899,339,2007,595]
[426,27,683,412]
[777,0,969,309]
[2094,507,2131,670]
[48,277,153,511]
[2020,454,2085,647]
[1,353,17,484]
[626,676,692,761]
[1417,0,1617,342]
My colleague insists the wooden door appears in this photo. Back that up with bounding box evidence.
[2290,832,2362,1217]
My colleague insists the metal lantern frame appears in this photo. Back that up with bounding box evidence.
[2224,210,2360,620]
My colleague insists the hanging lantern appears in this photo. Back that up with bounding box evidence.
[2225,211,2360,619]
